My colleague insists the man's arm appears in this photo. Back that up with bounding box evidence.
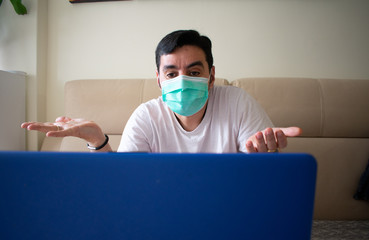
[21,116,113,152]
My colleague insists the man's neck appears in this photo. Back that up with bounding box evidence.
[174,101,208,132]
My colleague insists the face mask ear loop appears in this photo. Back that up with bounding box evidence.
[157,76,162,89]
[208,71,214,89]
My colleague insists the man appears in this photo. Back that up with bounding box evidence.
[22,30,301,153]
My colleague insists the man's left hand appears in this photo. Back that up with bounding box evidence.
[246,127,302,153]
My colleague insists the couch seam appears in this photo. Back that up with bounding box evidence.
[140,79,145,104]
[316,78,325,136]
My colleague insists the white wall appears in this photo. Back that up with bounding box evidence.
[1,0,369,150]
[0,0,47,150]
[47,0,369,123]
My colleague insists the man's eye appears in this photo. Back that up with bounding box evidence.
[189,71,200,76]
[166,73,177,78]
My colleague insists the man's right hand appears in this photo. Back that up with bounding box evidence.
[21,116,112,152]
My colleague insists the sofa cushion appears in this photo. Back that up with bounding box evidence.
[65,79,161,135]
[232,78,369,138]
[286,137,369,220]
[41,77,369,221]
[64,78,229,135]
[42,78,229,151]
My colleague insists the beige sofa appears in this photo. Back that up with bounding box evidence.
[41,77,369,222]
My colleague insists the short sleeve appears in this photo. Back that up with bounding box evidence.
[236,90,274,153]
[117,104,152,152]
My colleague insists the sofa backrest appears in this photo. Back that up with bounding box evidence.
[64,78,229,135]
[232,78,369,220]
[64,77,369,137]
[233,78,369,138]
[45,77,369,151]
[41,77,369,220]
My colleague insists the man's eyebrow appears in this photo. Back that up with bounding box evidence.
[162,65,178,71]
[162,61,204,71]
[186,61,204,69]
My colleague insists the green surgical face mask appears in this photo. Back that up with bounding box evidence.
[161,75,209,116]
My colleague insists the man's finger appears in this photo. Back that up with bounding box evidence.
[255,131,267,152]
[265,128,278,151]
[21,122,32,129]
[275,130,287,149]
[55,116,72,123]
[275,127,302,137]
[26,123,55,133]
[246,140,257,153]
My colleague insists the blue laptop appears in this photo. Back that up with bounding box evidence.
[0,152,316,240]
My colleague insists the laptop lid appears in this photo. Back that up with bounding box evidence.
[0,152,316,240]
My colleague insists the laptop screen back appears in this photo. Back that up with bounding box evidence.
[0,152,316,240]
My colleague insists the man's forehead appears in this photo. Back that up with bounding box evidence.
[159,45,207,70]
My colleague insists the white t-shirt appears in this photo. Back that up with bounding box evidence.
[118,85,273,153]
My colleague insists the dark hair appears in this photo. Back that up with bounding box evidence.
[155,30,213,72]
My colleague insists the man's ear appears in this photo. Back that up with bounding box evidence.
[209,66,216,89]
[156,69,161,89]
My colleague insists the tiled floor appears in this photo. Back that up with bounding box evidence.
[311,220,369,240]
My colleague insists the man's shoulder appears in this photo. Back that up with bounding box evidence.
[214,84,245,92]
[136,96,162,109]
[212,85,248,100]
[134,96,167,116]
